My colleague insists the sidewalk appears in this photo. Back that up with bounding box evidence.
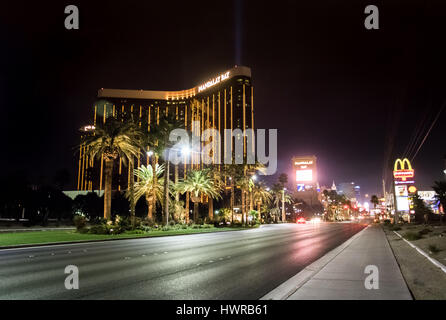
[263,225,412,300]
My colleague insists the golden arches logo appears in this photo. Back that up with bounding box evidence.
[394,158,412,171]
[393,158,414,181]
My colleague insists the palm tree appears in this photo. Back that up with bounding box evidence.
[126,164,164,220]
[175,169,222,223]
[236,175,254,224]
[147,114,185,225]
[206,165,225,221]
[222,164,240,222]
[223,162,265,224]
[83,119,143,220]
[371,195,379,209]
[432,181,446,224]
[278,173,288,188]
[271,183,293,222]
[252,182,272,222]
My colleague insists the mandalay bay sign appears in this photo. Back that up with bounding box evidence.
[197,71,230,92]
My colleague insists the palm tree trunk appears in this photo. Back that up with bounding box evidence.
[174,164,179,202]
[281,191,286,222]
[151,156,158,222]
[193,201,199,223]
[241,190,246,225]
[230,182,234,223]
[185,192,190,224]
[257,201,261,223]
[147,199,153,221]
[163,157,170,225]
[246,191,249,223]
[103,159,114,220]
[249,192,253,211]
[208,197,213,221]
[129,159,135,227]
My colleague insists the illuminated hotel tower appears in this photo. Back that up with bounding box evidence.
[77,65,254,191]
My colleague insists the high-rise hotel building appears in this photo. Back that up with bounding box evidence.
[77,65,254,191]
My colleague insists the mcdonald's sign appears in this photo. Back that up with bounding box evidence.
[393,158,414,181]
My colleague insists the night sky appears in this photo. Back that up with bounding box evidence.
[1,0,445,197]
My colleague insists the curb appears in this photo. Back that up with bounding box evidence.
[393,231,446,274]
[260,224,370,300]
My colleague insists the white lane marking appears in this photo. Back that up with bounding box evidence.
[124,257,131,260]
[394,231,446,274]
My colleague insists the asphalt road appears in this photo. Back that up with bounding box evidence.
[0,222,366,299]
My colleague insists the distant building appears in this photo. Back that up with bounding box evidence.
[338,182,356,201]
[354,185,361,202]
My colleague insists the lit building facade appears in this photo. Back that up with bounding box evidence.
[77,65,254,191]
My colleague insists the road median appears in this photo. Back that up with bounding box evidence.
[0,226,253,250]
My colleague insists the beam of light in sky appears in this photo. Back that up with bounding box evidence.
[234,0,243,65]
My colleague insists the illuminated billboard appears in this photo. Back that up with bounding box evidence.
[393,158,415,213]
[393,158,414,182]
[296,169,313,182]
[396,197,410,211]
[395,185,408,197]
[395,185,410,212]
[293,156,317,188]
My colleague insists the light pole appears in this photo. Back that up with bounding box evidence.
[282,187,287,222]
[392,179,399,225]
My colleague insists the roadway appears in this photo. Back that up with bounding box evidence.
[0,222,366,299]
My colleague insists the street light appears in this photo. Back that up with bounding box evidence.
[147,150,153,157]
[181,145,191,156]
[164,144,192,226]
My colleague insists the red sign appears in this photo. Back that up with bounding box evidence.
[393,169,414,181]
